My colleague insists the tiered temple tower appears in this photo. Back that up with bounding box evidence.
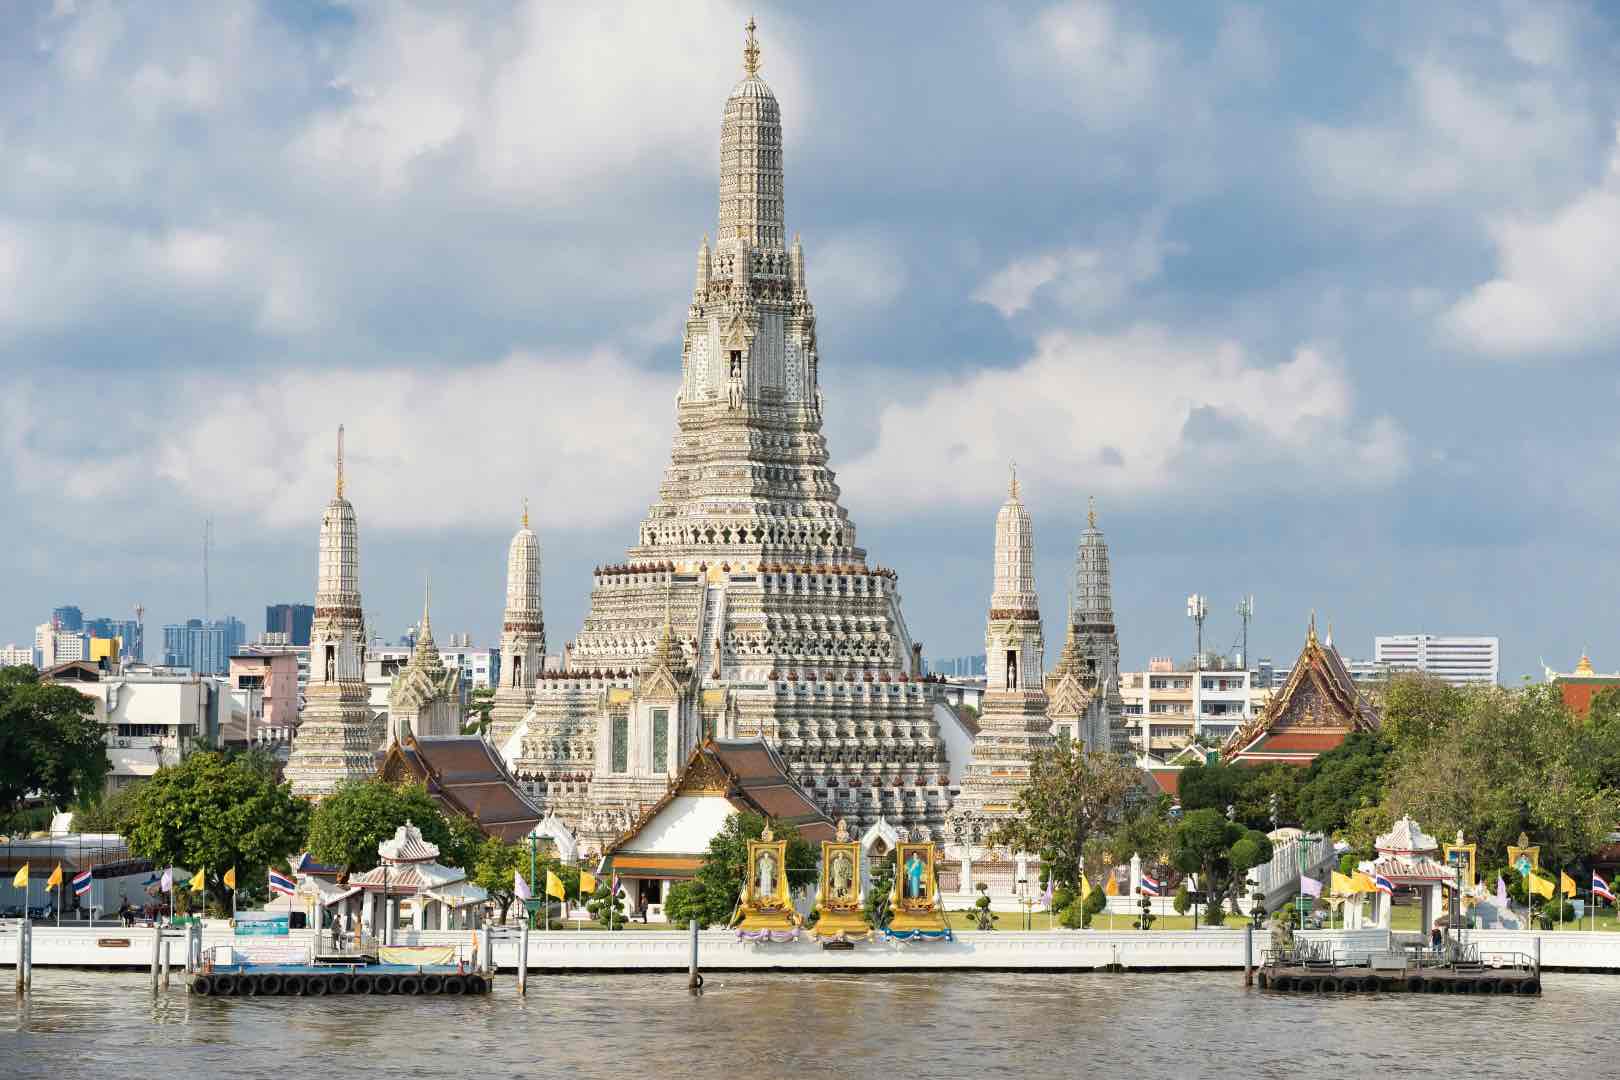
[286,427,383,798]
[947,468,1054,840]
[489,504,544,747]
[386,591,462,748]
[1049,498,1125,751]
[503,21,954,850]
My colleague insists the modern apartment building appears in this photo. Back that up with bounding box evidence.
[0,644,34,668]
[1119,657,1270,754]
[161,617,247,674]
[46,662,222,792]
[35,622,87,668]
[1374,634,1499,686]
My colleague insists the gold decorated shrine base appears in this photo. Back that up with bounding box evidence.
[888,908,948,934]
[810,909,872,939]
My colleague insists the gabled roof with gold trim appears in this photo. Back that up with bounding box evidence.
[603,738,834,857]
[1221,614,1380,766]
[378,733,542,842]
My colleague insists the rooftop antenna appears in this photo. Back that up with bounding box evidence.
[1235,594,1255,669]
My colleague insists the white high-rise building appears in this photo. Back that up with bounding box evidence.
[1374,634,1499,687]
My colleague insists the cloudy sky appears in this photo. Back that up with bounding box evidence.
[4,0,1617,680]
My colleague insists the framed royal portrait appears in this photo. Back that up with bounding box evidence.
[744,826,791,912]
[820,840,862,912]
[892,842,937,913]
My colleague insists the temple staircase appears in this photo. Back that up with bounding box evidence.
[1250,832,1339,915]
[696,584,726,685]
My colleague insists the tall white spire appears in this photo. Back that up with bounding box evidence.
[991,464,1038,616]
[718,18,784,250]
[489,498,545,747]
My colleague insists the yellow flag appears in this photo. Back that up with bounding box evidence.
[11,864,26,889]
[1331,871,1356,896]
[579,870,597,895]
[1104,871,1119,896]
[1352,872,1377,894]
[1528,872,1554,900]
[1080,875,1092,900]
[222,867,237,890]
[46,864,63,890]
[545,869,565,900]
[190,868,206,892]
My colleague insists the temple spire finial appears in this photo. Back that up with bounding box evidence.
[522,497,530,530]
[1307,610,1317,647]
[743,16,760,76]
[1088,495,1096,529]
[1008,461,1019,500]
[336,424,345,499]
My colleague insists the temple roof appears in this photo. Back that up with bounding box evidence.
[379,734,543,843]
[1221,613,1380,765]
[378,820,439,863]
[1375,815,1438,856]
[604,738,835,859]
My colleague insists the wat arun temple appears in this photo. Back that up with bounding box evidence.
[285,23,1127,865]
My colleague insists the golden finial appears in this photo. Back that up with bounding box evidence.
[743,16,760,76]
[1008,461,1019,499]
[760,823,775,842]
[1088,495,1097,529]
[521,496,530,530]
[1307,610,1317,647]
[336,424,345,499]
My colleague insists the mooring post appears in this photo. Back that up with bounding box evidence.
[150,925,162,993]
[483,927,494,975]
[688,919,700,992]
[1245,924,1254,986]
[19,919,30,993]
[160,929,170,989]
[517,923,530,996]
[1533,935,1541,978]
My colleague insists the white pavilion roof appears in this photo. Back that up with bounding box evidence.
[1376,815,1438,856]
[378,820,440,863]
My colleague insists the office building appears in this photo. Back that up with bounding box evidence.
[1119,656,1270,753]
[51,605,84,632]
[84,618,144,663]
[265,603,315,647]
[1374,634,1499,687]
[35,622,87,668]
[161,617,248,675]
[0,644,34,668]
[45,662,223,792]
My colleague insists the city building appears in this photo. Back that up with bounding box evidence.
[35,622,87,668]
[1546,654,1620,717]
[0,644,34,668]
[161,617,246,675]
[1221,615,1382,766]
[52,605,83,632]
[265,603,315,647]
[928,654,987,678]
[84,618,144,663]
[1374,633,1499,686]
[499,27,960,855]
[225,650,301,746]
[1119,658,1268,754]
[285,428,383,798]
[45,661,222,792]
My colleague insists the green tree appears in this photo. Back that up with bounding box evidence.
[1232,763,1304,831]
[304,779,477,872]
[1104,795,1175,868]
[971,882,998,929]
[0,665,109,814]
[1380,672,1468,748]
[988,742,1142,890]
[1171,808,1247,911]
[677,812,815,928]
[471,836,530,923]
[123,751,308,908]
[72,780,145,834]
[588,875,627,928]
[1176,760,1244,817]
[1173,881,1191,916]
[1295,732,1391,835]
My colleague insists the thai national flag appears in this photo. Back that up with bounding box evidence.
[1595,873,1615,904]
[1373,873,1394,895]
[72,868,93,896]
[268,869,297,897]
[1139,873,1163,896]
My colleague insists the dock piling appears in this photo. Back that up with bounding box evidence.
[1244,925,1253,987]
[17,919,30,994]
[688,919,701,992]
[150,926,162,993]
[161,930,171,989]
[517,924,529,996]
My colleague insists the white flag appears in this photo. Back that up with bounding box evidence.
[513,870,531,902]
[159,867,174,893]
[1299,875,1322,898]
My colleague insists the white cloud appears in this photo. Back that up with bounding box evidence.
[6,349,677,534]
[809,230,908,313]
[1443,131,1620,357]
[972,220,1175,318]
[840,326,1408,514]
[1020,1,1174,130]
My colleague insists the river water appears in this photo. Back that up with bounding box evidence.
[3,970,1614,1079]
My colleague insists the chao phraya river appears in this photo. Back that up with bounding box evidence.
[3,969,1612,1079]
